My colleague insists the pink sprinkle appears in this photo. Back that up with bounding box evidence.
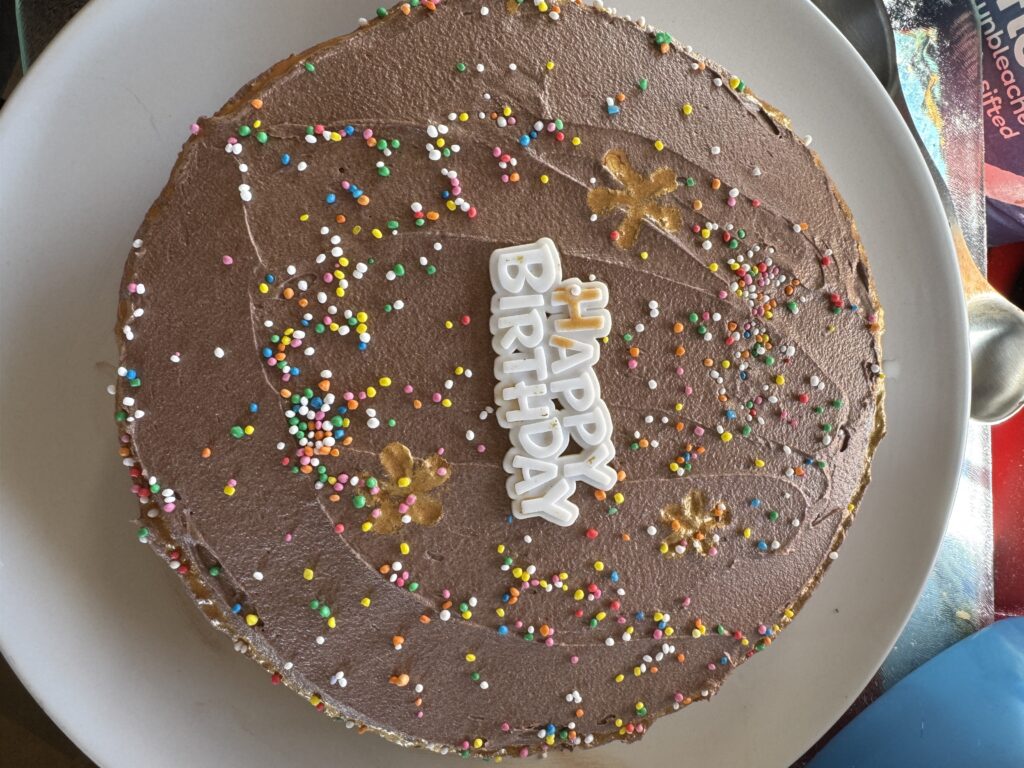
[284,532,293,542]
[403,384,414,394]
[406,494,417,505]
[676,367,685,376]
[343,392,354,401]
[442,589,451,599]
[334,523,345,534]
[514,620,524,629]
[476,444,486,453]
[674,692,684,703]
[127,283,138,293]
[190,123,201,135]
[341,181,351,190]
[492,146,503,157]
[627,359,638,369]
[436,467,448,477]
[227,479,237,487]
[162,503,175,513]
[520,749,530,758]
[570,655,579,665]
[323,273,334,283]
[436,447,445,456]
[416,711,423,718]
[371,508,382,519]
[362,128,373,140]
[727,197,737,207]
[718,290,729,299]
[544,637,554,647]
[682,596,692,607]
[227,137,238,145]
[694,426,705,437]
[501,722,511,732]
[653,629,663,639]
[432,393,442,403]
[708,546,718,556]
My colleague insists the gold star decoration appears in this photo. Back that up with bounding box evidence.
[660,490,729,556]
[368,443,451,534]
[587,148,682,249]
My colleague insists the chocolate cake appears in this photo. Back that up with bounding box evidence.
[114,0,885,757]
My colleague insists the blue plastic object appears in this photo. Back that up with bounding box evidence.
[809,618,1024,767]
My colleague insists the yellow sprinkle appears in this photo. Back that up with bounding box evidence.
[743,527,752,538]
[595,611,607,621]
[668,462,680,472]
[729,76,741,89]
[721,431,733,442]
[243,425,255,435]
[709,262,719,272]
[465,653,477,662]
[626,626,634,635]
[754,458,766,468]
[461,610,472,619]
[258,283,269,294]
[299,213,309,222]
[223,486,236,496]
[496,544,506,554]
[659,542,669,554]
[653,139,665,152]
[351,225,362,235]
[741,637,750,646]
[454,366,465,375]
[639,251,649,260]
[495,607,505,617]
[634,666,643,677]
[435,137,446,148]
[721,360,731,369]
[511,567,523,579]
[399,542,410,555]
[441,398,452,408]
[303,568,315,581]
[458,112,469,122]
[571,136,581,146]
[546,60,555,70]
[537,1,549,11]
[245,613,259,626]
[253,119,262,129]
[355,311,368,323]
[371,228,383,239]
[682,103,693,116]
[397,476,412,488]
[664,626,674,637]
[444,320,454,329]
[445,200,457,211]
[784,609,795,619]
[540,174,550,184]
[330,131,341,141]
[701,227,711,239]
[573,589,585,601]
[334,287,346,298]
[327,616,336,629]
[502,106,513,117]
[473,738,483,749]
[360,597,371,607]
[615,673,625,683]
[309,695,321,707]
[366,386,377,398]
[674,403,683,412]
[379,376,392,388]
[338,257,349,267]
[775,374,786,385]
[691,628,702,638]
[593,560,605,572]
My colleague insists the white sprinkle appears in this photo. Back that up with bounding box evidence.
[214,347,225,358]
[253,571,264,581]
[480,5,489,15]
[710,145,721,155]
[828,551,839,560]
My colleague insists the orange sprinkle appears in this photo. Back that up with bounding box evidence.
[617,469,627,481]
[392,635,405,647]
[379,564,391,574]
[703,358,714,367]
[283,287,295,300]
[673,322,684,333]
[615,92,626,103]
[200,447,212,458]
[594,489,607,501]
[328,494,340,502]
[426,211,440,221]
[335,214,347,224]
[412,399,422,409]
[675,345,686,357]
[621,533,631,542]
[419,614,431,624]
[629,346,640,357]
[692,200,703,211]
[250,98,263,109]
[280,388,292,398]
[711,178,722,190]
[318,379,331,392]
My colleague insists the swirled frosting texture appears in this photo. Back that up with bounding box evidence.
[115,0,884,757]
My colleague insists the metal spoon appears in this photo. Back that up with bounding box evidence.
[816,0,1024,424]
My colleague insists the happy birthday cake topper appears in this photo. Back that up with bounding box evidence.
[490,238,617,526]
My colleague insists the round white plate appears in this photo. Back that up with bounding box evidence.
[0,1,967,766]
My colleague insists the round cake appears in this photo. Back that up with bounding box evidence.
[115,0,885,757]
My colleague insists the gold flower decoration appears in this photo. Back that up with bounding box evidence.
[660,490,729,556]
[587,148,682,249]
[369,442,451,534]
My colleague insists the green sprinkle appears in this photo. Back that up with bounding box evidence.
[238,125,251,137]
[456,62,467,72]
[688,312,699,323]
[137,527,149,540]
[425,264,437,275]
[378,166,391,177]
[387,418,397,427]
[768,510,779,521]
[407,581,419,592]
[319,604,331,618]
[376,7,388,18]
[256,131,268,144]
[637,78,649,91]
[303,61,315,73]
[230,426,244,439]
[393,264,405,276]
[366,477,378,489]
[353,494,367,509]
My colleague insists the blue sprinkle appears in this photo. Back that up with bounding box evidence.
[291,367,301,376]
[265,274,275,284]
[635,611,645,621]
[231,603,242,613]
[519,134,531,147]
[261,348,273,358]
[441,190,451,199]
[757,540,768,552]
[610,570,620,583]
[506,514,515,524]
[740,371,749,380]
[720,656,729,665]
[310,397,323,409]
[344,125,355,136]
[498,625,509,635]
[125,368,137,379]
[326,193,337,204]
[281,153,291,165]
[300,318,310,327]
[751,498,762,508]
[501,593,510,603]
[607,103,620,115]
[249,403,259,413]
[726,409,736,420]
[805,458,814,465]
[357,342,368,351]
[546,724,556,735]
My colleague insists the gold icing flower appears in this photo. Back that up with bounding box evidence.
[588,148,682,249]
[370,442,451,534]
[660,490,729,556]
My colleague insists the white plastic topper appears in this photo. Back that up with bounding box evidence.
[490,238,616,527]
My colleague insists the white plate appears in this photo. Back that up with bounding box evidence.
[0,1,967,766]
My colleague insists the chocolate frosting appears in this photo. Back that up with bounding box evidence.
[115,0,884,757]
